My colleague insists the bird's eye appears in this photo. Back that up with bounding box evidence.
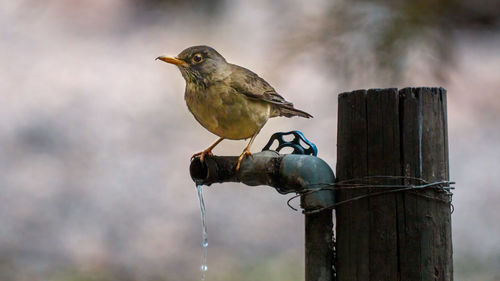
[192,54,203,64]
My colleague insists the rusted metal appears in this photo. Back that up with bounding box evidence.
[190,151,335,210]
[190,150,336,281]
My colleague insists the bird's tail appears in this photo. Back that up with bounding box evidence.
[277,105,313,118]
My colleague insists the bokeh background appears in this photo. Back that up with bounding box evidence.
[1,0,499,280]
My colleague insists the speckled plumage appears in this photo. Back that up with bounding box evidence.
[185,79,271,140]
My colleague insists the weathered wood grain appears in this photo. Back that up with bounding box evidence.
[336,87,452,281]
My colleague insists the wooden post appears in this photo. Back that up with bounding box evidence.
[335,88,453,281]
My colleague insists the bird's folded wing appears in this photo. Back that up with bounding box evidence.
[229,64,293,107]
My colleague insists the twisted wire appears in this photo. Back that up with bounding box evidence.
[285,176,454,214]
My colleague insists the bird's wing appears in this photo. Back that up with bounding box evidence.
[228,64,293,107]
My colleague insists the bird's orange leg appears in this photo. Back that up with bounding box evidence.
[192,137,225,162]
[236,134,258,171]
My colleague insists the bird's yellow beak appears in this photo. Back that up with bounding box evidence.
[156,56,188,67]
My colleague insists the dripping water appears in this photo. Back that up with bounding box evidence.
[196,184,208,280]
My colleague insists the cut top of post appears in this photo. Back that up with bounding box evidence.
[335,87,453,281]
[336,87,449,184]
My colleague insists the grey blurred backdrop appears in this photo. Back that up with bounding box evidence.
[1,0,499,280]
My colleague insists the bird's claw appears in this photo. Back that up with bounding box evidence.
[235,149,252,171]
[191,150,214,162]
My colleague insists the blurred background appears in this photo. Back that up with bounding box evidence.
[1,0,499,280]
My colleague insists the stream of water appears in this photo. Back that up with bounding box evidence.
[196,184,208,281]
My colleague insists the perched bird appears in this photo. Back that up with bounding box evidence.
[157,45,312,170]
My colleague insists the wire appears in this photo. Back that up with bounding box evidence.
[285,176,454,214]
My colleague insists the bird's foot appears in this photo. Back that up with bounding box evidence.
[191,150,214,162]
[236,149,252,171]
[191,137,225,162]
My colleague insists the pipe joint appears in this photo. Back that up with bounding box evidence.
[190,151,335,211]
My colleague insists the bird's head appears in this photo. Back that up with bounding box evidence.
[156,45,229,87]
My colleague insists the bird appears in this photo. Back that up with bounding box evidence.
[156,45,312,171]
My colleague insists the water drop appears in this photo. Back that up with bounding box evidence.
[196,184,208,281]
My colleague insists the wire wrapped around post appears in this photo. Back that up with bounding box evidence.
[335,87,453,281]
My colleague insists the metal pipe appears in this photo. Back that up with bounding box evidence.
[190,150,336,281]
[306,210,334,281]
[190,150,335,210]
